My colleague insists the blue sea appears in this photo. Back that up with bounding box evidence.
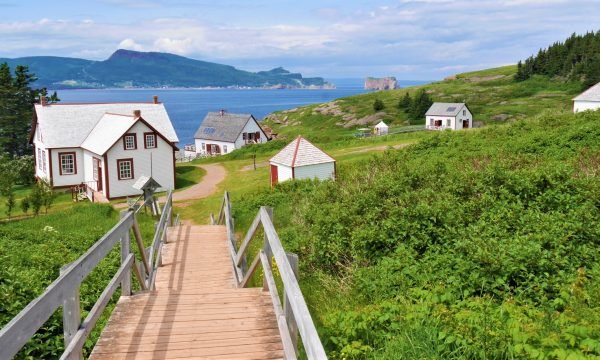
[55,79,430,145]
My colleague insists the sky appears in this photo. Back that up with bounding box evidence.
[1,0,600,80]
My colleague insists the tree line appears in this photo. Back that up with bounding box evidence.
[515,31,600,88]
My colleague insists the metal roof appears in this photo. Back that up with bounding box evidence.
[194,112,256,143]
[270,136,335,167]
[573,82,600,101]
[425,102,467,117]
[34,102,178,148]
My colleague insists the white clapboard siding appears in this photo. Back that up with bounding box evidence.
[574,100,600,113]
[106,122,175,198]
[294,162,335,181]
[234,119,268,149]
[51,148,85,187]
[277,164,293,182]
[194,139,236,154]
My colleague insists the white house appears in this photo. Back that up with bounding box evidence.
[573,82,600,112]
[194,111,268,155]
[30,96,179,200]
[425,103,473,130]
[269,136,336,186]
[374,121,389,136]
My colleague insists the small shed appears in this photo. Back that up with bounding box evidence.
[269,136,336,186]
[374,121,389,136]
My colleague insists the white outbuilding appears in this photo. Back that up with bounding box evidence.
[573,82,600,113]
[374,121,389,136]
[269,136,336,186]
[425,103,473,130]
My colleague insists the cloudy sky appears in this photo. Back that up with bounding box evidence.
[1,0,600,79]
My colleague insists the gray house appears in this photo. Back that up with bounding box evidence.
[194,111,268,155]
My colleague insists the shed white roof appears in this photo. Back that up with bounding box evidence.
[573,82,600,101]
[34,102,178,148]
[80,114,137,155]
[375,121,388,128]
[270,136,335,167]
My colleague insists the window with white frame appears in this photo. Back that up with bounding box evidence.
[446,119,451,127]
[37,149,42,170]
[59,152,76,175]
[463,110,466,116]
[42,151,46,172]
[201,143,206,151]
[144,133,156,149]
[223,145,228,153]
[123,134,137,150]
[117,159,134,180]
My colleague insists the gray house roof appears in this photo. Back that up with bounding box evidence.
[194,112,261,143]
[425,103,467,117]
[573,82,600,101]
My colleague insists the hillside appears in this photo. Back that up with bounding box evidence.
[263,65,583,142]
[0,49,329,89]
[232,110,600,358]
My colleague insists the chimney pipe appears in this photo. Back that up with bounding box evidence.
[153,95,158,104]
[40,96,47,106]
[133,110,141,118]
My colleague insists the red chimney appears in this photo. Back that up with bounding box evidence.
[40,96,47,106]
[153,95,158,104]
[133,110,141,118]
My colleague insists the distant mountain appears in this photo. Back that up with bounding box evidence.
[0,49,332,89]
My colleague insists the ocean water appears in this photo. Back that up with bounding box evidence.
[55,79,430,145]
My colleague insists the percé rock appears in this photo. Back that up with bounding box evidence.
[364,77,398,90]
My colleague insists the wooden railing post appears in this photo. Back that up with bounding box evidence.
[262,207,273,291]
[120,211,131,296]
[285,252,300,353]
[60,264,82,360]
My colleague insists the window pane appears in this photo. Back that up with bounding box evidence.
[119,160,132,179]
[125,135,135,149]
[146,134,156,148]
[61,154,75,174]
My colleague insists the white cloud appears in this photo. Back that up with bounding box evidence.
[119,38,145,51]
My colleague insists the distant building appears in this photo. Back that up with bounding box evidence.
[364,77,398,90]
[194,111,268,155]
[30,96,179,200]
[425,103,473,130]
[374,121,389,136]
[573,82,600,113]
[269,136,336,186]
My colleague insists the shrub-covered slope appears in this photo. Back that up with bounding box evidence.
[263,66,584,143]
[235,110,600,358]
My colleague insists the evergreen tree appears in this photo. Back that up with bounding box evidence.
[0,63,45,156]
[398,92,412,109]
[373,99,385,112]
[410,90,433,121]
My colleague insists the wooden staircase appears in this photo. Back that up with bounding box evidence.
[89,225,284,359]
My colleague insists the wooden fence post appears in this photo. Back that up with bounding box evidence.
[120,211,131,296]
[285,252,300,353]
[60,264,83,360]
[262,207,273,291]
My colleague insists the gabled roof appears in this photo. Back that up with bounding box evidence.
[33,102,178,148]
[375,121,388,128]
[573,82,600,101]
[194,112,262,143]
[425,103,466,117]
[80,114,137,155]
[270,136,335,167]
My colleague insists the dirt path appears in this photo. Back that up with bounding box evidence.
[114,164,227,209]
[338,142,414,155]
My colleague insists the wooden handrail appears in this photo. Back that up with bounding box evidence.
[0,190,177,359]
[216,192,327,360]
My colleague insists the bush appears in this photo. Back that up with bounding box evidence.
[373,99,385,112]
[20,197,30,215]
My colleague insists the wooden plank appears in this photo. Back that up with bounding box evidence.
[261,251,297,360]
[132,260,148,291]
[0,213,133,359]
[120,211,131,297]
[239,252,262,288]
[284,252,300,353]
[235,211,261,266]
[131,219,150,276]
[260,207,327,360]
[60,254,134,360]
[60,264,82,360]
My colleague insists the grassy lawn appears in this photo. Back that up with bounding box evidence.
[263,66,584,143]
[0,185,73,220]
[175,163,207,190]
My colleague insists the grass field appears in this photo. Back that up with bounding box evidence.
[263,66,584,143]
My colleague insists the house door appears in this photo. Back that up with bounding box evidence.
[435,120,442,127]
[463,120,469,129]
[270,165,278,186]
[93,158,103,191]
